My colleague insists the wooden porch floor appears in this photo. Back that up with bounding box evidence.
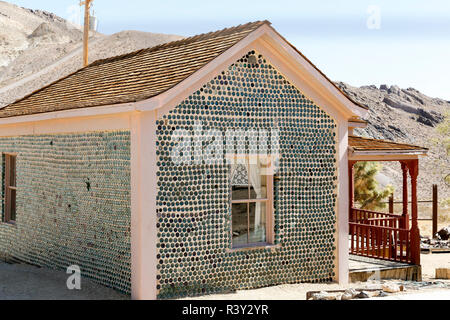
[349,255,422,282]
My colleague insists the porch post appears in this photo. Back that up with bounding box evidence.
[407,159,420,265]
[400,162,409,230]
[348,161,357,222]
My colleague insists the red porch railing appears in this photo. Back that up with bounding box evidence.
[348,159,421,266]
[350,208,406,228]
[349,208,412,263]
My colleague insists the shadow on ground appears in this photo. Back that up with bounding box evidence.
[0,262,129,300]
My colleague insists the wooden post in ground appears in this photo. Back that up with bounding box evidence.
[432,184,438,238]
[389,193,394,214]
[436,268,450,279]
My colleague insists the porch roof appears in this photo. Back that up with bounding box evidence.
[348,135,428,156]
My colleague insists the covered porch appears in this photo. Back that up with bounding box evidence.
[347,135,428,277]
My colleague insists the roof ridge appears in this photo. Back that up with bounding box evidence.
[88,20,270,68]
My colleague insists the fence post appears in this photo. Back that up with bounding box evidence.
[389,193,394,214]
[432,184,438,238]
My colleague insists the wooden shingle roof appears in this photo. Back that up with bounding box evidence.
[0,21,268,118]
[349,135,428,154]
[0,20,367,119]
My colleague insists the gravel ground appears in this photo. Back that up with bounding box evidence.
[182,253,450,300]
[182,279,450,301]
[368,289,450,300]
[180,282,363,300]
[0,253,448,300]
[0,261,129,300]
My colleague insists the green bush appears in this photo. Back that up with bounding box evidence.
[354,161,394,210]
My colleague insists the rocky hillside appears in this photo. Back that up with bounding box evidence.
[0,1,83,81]
[0,1,448,201]
[337,82,449,201]
[0,1,183,107]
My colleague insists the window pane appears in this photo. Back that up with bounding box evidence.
[10,188,16,222]
[10,156,16,187]
[231,164,249,200]
[232,185,248,200]
[249,157,268,199]
[232,203,248,247]
[249,202,266,243]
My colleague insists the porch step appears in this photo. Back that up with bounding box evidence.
[349,255,422,282]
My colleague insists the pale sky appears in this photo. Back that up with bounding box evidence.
[7,0,450,100]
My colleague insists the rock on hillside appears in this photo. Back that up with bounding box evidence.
[0,1,183,107]
[336,82,450,201]
[0,1,84,84]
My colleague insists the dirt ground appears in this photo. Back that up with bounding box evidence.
[368,289,450,300]
[421,252,450,280]
[182,253,450,300]
[0,253,448,300]
[180,279,449,300]
[0,262,128,300]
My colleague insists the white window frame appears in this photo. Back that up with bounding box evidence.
[3,153,17,224]
[228,154,276,249]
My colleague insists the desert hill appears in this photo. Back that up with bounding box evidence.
[0,1,183,107]
[0,1,448,201]
[337,82,449,200]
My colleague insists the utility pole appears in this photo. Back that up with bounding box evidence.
[80,0,93,67]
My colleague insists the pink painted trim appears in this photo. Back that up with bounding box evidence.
[130,111,158,300]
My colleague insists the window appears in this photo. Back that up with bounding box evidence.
[3,154,17,223]
[230,155,274,248]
